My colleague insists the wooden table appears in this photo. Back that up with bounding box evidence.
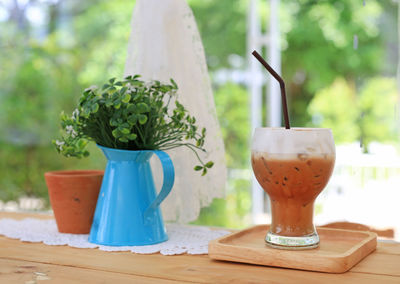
[0,212,399,283]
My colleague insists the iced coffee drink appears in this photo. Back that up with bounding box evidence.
[251,128,335,249]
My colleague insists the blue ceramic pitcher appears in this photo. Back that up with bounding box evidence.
[88,145,174,246]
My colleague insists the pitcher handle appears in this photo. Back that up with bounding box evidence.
[143,150,175,224]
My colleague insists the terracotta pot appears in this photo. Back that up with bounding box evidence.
[44,170,103,234]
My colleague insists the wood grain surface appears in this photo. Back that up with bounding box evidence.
[209,224,377,273]
[0,212,399,283]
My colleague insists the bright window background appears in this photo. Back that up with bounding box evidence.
[0,0,399,239]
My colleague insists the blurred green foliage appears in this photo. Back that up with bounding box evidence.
[0,0,133,201]
[282,0,384,127]
[192,83,252,227]
[308,78,360,143]
[188,0,247,70]
[193,176,252,229]
[0,0,398,229]
[190,0,387,127]
[309,77,399,151]
[214,83,250,169]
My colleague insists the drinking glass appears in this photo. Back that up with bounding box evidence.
[251,128,335,249]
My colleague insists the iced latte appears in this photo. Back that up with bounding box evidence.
[251,128,335,249]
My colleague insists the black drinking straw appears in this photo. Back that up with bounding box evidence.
[252,50,291,129]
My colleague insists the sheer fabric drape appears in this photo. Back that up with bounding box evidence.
[124,0,227,223]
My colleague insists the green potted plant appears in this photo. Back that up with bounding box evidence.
[53,75,213,174]
[50,75,213,245]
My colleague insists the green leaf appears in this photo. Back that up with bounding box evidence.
[194,165,203,171]
[83,108,91,117]
[121,128,130,135]
[138,114,148,124]
[170,78,178,89]
[128,133,137,140]
[127,104,136,112]
[201,168,207,176]
[128,115,137,124]
[102,84,110,90]
[119,86,127,94]
[91,103,99,113]
[137,103,149,113]
[60,112,68,120]
[112,129,120,138]
[77,139,88,149]
[109,118,118,126]
[122,93,131,103]
[105,99,113,107]
[109,78,116,84]
[131,80,143,87]
[205,161,214,168]
[114,102,121,109]
[175,101,184,110]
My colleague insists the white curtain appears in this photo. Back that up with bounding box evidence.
[124,0,227,223]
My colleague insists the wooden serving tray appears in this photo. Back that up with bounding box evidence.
[208,225,377,273]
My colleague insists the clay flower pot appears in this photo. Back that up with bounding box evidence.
[44,170,103,234]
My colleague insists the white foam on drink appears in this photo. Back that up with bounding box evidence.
[252,128,335,157]
[251,152,335,161]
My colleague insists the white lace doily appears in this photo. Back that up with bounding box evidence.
[124,0,227,223]
[0,218,230,255]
